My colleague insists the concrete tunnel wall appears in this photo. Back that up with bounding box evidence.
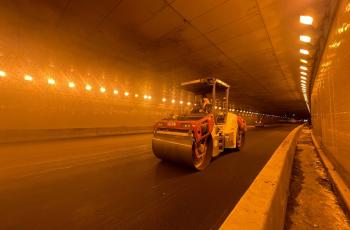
[0,1,273,142]
[0,1,192,133]
[311,0,350,188]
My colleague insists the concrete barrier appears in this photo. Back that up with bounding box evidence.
[0,126,153,144]
[220,125,303,230]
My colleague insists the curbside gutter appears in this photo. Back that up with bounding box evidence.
[220,124,304,230]
[310,131,350,216]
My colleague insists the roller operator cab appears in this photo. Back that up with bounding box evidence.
[152,78,247,170]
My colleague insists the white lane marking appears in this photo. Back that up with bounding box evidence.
[0,149,153,182]
[0,144,150,171]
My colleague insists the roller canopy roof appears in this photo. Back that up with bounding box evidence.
[180,78,229,95]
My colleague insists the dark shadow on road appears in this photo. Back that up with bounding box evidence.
[153,159,195,182]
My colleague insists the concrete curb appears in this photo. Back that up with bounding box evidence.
[310,130,350,215]
[0,127,153,144]
[220,125,303,230]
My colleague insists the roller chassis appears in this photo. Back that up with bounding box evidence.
[152,112,246,170]
[152,78,247,170]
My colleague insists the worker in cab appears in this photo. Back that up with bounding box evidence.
[200,97,213,113]
[191,97,213,113]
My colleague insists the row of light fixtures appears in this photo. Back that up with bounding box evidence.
[0,69,284,118]
[0,71,201,106]
[299,15,314,111]
[0,71,156,100]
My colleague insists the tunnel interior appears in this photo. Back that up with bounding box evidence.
[1,0,350,229]
[0,0,338,131]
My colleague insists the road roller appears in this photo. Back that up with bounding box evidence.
[152,78,247,170]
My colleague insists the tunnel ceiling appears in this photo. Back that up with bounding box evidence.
[0,0,334,117]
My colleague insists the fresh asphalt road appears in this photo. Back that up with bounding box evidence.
[0,124,297,230]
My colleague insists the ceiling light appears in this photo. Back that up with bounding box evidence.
[144,95,148,99]
[100,87,106,93]
[162,98,166,102]
[187,102,191,106]
[300,49,309,55]
[179,100,183,104]
[300,59,308,64]
[148,95,152,100]
[300,16,313,25]
[300,66,308,71]
[48,78,56,85]
[124,91,129,96]
[113,89,119,95]
[24,75,33,81]
[300,35,311,43]
[85,84,92,91]
[68,82,75,88]
[171,99,176,104]
[301,80,307,83]
[301,76,307,80]
[329,41,341,49]
[301,71,307,76]
[0,70,6,77]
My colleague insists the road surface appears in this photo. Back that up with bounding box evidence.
[0,124,297,230]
